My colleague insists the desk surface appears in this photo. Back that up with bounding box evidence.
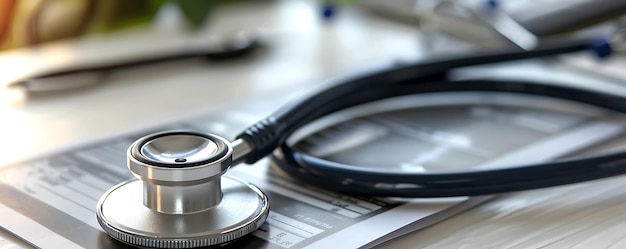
[2,1,626,248]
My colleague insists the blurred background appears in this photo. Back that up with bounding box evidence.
[0,0,279,51]
[1,0,625,50]
[2,0,626,101]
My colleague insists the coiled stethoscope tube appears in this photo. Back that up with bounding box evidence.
[98,39,626,248]
[239,40,626,198]
[271,79,626,197]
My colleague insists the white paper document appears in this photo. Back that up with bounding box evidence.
[0,92,624,248]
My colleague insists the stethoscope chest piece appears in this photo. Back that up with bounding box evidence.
[96,131,269,248]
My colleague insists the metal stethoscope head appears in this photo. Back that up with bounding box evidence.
[96,131,268,248]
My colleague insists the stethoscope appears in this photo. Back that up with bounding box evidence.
[96,39,626,248]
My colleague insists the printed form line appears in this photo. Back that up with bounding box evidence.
[269,178,376,215]
[26,183,101,230]
[268,213,324,238]
[229,170,362,218]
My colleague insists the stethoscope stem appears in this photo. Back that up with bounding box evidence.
[231,138,254,165]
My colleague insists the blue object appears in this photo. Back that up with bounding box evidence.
[486,0,499,10]
[321,3,336,20]
[589,38,613,59]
